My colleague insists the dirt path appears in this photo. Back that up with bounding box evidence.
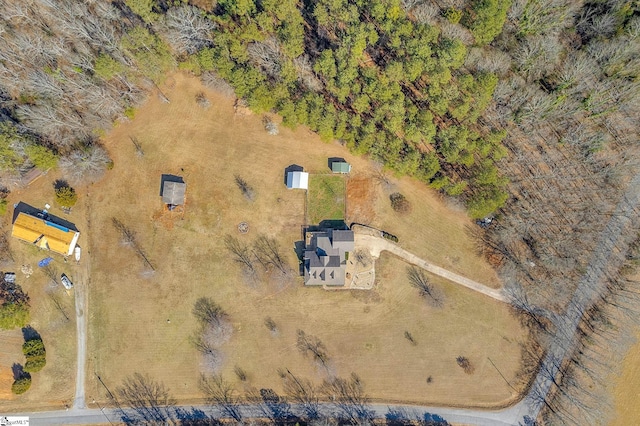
[72,264,88,410]
[355,233,506,302]
[72,197,92,410]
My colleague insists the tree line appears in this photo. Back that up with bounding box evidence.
[0,0,513,217]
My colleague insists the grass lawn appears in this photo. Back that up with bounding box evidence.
[307,175,345,225]
[0,173,79,411]
[1,72,530,411]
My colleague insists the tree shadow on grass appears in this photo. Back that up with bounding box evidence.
[53,179,70,191]
[172,407,223,426]
[22,325,41,342]
[11,363,25,380]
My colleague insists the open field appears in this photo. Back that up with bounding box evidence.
[612,334,640,425]
[307,174,345,225]
[78,72,525,407]
[0,173,79,411]
[0,72,526,410]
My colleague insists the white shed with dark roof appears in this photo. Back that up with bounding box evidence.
[286,171,309,190]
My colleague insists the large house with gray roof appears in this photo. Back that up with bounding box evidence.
[304,229,354,286]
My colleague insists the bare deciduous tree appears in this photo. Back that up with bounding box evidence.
[296,329,330,368]
[407,267,444,307]
[199,374,242,422]
[224,235,256,274]
[456,356,475,374]
[41,265,59,286]
[320,373,373,424]
[60,143,112,183]
[201,72,235,98]
[281,369,320,419]
[163,6,216,55]
[247,37,283,79]
[254,235,290,275]
[129,136,144,157]
[263,116,279,135]
[234,175,255,201]
[116,373,176,424]
[264,316,278,335]
[112,218,154,271]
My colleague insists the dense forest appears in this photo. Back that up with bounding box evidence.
[0,0,639,423]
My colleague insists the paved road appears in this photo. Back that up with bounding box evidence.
[13,402,525,426]
[355,233,507,302]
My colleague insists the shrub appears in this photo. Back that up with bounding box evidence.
[443,8,462,24]
[0,302,29,330]
[390,192,412,214]
[263,116,279,135]
[94,54,125,80]
[456,356,475,374]
[195,92,210,108]
[11,375,31,395]
[24,355,46,373]
[124,107,136,120]
[55,185,78,208]
[22,338,45,358]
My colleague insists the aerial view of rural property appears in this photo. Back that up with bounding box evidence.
[0,1,638,425]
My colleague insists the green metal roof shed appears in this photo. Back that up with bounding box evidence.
[331,161,351,173]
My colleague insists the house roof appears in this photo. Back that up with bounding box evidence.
[304,229,354,286]
[331,161,351,173]
[286,171,309,189]
[11,212,80,256]
[162,181,186,205]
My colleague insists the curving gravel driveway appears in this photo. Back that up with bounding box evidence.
[355,233,507,302]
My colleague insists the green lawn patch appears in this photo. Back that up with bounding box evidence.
[307,175,345,224]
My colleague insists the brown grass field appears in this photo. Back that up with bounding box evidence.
[612,334,640,425]
[610,273,640,425]
[2,72,528,410]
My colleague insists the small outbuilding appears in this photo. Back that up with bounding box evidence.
[286,171,309,190]
[331,161,351,174]
[160,175,186,208]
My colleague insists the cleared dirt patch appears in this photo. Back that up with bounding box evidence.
[346,174,377,225]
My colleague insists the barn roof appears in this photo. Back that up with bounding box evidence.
[162,181,186,205]
[331,161,351,173]
[11,212,80,256]
[286,171,309,189]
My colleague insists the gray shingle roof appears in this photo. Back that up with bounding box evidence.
[162,181,186,205]
[304,229,354,286]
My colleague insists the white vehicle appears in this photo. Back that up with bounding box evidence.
[60,273,74,290]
